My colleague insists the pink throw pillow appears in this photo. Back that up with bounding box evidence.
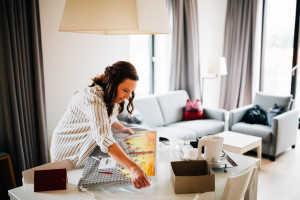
[183,98,204,121]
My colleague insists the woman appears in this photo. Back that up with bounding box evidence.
[50,61,150,189]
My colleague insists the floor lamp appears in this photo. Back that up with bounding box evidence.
[201,57,227,104]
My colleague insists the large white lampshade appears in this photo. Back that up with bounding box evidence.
[59,0,172,35]
[208,57,227,76]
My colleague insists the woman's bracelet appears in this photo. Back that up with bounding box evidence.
[130,167,138,173]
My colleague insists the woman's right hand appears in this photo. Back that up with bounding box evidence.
[130,166,151,189]
[117,128,135,135]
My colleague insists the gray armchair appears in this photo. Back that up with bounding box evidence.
[229,92,298,161]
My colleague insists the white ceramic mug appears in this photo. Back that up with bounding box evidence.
[197,135,224,163]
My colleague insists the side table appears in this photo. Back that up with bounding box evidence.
[216,131,262,169]
[0,152,16,199]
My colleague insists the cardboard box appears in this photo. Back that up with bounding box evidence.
[170,160,215,194]
[23,159,74,185]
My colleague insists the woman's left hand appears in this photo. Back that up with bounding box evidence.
[117,128,135,135]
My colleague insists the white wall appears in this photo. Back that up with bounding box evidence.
[39,0,228,147]
[198,0,227,108]
[39,0,130,145]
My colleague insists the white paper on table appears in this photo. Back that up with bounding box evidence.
[98,157,117,169]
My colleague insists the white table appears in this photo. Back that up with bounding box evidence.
[9,150,259,200]
[217,131,262,169]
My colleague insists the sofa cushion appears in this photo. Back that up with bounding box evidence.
[156,126,196,140]
[155,90,189,125]
[124,109,144,124]
[134,96,165,127]
[254,92,292,113]
[231,122,272,143]
[117,96,165,127]
[168,119,225,138]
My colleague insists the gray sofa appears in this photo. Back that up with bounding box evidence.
[229,92,298,161]
[117,90,226,140]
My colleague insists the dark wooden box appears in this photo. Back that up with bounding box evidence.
[34,168,67,192]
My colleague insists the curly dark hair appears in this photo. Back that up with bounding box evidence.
[89,61,139,117]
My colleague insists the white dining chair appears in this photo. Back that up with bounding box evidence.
[221,166,254,200]
[245,166,258,200]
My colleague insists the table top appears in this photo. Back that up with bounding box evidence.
[217,131,262,149]
[9,150,259,200]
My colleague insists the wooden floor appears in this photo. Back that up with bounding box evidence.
[256,130,300,200]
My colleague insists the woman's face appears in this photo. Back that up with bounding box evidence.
[115,78,138,103]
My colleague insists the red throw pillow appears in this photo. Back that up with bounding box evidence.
[183,98,204,121]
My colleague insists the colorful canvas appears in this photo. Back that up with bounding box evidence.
[120,131,156,177]
[78,131,156,190]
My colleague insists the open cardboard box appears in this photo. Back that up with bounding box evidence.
[170,160,215,194]
[22,159,75,192]
[22,159,73,185]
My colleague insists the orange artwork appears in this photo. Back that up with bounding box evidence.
[120,131,156,177]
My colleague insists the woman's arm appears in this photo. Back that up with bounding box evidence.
[108,143,150,189]
[112,121,135,135]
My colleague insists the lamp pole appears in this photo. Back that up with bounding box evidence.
[201,75,218,105]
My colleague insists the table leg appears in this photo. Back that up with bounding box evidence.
[257,141,262,170]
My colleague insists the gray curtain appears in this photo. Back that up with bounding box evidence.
[219,0,258,110]
[169,0,201,101]
[0,86,7,152]
[0,0,49,185]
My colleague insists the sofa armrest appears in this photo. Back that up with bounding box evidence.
[204,108,227,121]
[229,104,254,131]
[271,109,298,156]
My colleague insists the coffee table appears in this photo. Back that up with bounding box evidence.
[216,131,262,169]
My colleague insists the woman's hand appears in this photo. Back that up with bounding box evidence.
[117,128,135,135]
[107,144,150,189]
[111,122,135,135]
[130,166,151,189]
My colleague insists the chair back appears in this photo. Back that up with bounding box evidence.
[221,166,254,200]
[253,92,292,113]
[245,166,258,200]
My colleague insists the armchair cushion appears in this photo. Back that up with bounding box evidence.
[267,104,284,126]
[231,122,272,143]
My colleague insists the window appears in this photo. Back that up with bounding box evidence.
[262,0,297,95]
[129,1,172,96]
[129,35,151,96]
[154,34,172,94]
[129,34,172,96]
